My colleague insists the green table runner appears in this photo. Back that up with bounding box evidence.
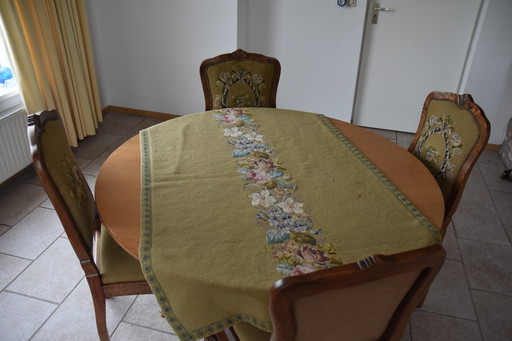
[140,108,440,341]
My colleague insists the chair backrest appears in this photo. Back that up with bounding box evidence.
[408,91,490,235]
[200,49,281,110]
[269,244,446,341]
[28,110,99,263]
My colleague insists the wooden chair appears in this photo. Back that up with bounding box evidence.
[28,110,152,341]
[408,91,491,238]
[200,49,281,110]
[208,244,446,341]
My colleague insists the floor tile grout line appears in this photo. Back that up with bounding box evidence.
[118,320,177,337]
[110,294,140,338]
[415,308,481,323]
[1,234,68,300]
[2,288,61,306]
[27,275,86,341]
[477,162,512,245]
[0,250,34,261]
[0,187,47,228]
[452,218,486,341]
[470,288,512,298]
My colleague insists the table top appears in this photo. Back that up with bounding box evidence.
[95,108,445,340]
[95,112,444,259]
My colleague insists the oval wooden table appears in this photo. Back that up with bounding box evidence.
[95,116,444,259]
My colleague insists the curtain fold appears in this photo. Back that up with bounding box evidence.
[0,0,102,147]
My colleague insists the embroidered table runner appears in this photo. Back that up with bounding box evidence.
[140,108,440,341]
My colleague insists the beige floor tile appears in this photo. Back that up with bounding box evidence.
[75,156,94,170]
[419,260,476,320]
[73,133,121,160]
[111,322,179,341]
[31,278,136,341]
[0,291,57,341]
[396,132,414,150]
[98,112,145,136]
[82,150,112,176]
[452,202,510,245]
[410,311,482,341]
[363,126,397,140]
[138,116,168,129]
[478,150,503,166]
[18,167,41,186]
[7,237,84,303]
[0,207,63,259]
[472,290,512,341]
[124,294,174,333]
[0,182,47,226]
[490,190,512,227]
[459,239,512,296]
[0,223,9,236]
[479,163,512,193]
[0,254,30,290]
[459,170,494,207]
[39,198,54,209]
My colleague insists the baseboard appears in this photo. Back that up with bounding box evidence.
[486,143,500,151]
[102,105,180,121]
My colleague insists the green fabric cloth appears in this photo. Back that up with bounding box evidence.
[139,108,440,341]
[100,224,146,284]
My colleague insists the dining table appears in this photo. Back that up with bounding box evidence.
[95,107,444,341]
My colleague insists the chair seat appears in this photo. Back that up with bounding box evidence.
[233,322,271,341]
[100,225,146,284]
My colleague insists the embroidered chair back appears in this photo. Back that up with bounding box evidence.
[408,92,490,238]
[268,245,445,341]
[29,110,97,258]
[200,49,281,110]
[29,110,151,341]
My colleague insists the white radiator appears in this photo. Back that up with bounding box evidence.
[0,91,31,184]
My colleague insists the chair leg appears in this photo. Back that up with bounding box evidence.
[86,276,110,341]
[416,291,427,308]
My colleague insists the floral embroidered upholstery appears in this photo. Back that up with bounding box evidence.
[30,110,151,341]
[200,49,281,110]
[40,119,96,249]
[409,92,490,237]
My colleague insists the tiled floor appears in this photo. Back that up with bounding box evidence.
[0,112,511,340]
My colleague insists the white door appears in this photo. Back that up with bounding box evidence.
[353,0,482,132]
[241,0,367,122]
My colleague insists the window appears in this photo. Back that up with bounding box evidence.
[0,29,18,98]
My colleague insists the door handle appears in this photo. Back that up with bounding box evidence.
[372,3,391,24]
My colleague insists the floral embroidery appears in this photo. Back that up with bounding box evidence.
[213,108,342,276]
[214,66,267,108]
[62,154,86,205]
[414,114,463,179]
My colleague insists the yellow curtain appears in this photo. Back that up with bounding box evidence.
[0,0,102,147]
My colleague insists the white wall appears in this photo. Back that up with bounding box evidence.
[86,0,237,115]
[462,0,512,145]
[86,0,510,145]
[243,0,367,122]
